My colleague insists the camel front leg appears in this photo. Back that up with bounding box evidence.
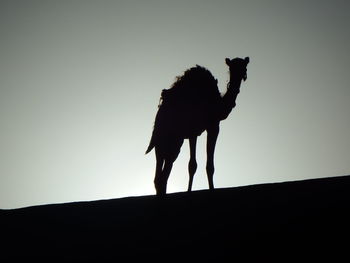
[188,136,198,192]
[206,124,219,190]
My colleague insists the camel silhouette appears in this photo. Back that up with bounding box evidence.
[146,57,249,195]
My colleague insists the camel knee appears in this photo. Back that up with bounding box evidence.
[188,158,197,176]
[206,162,214,176]
[187,158,197,192]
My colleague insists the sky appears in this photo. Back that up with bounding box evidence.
[1,0,349,208]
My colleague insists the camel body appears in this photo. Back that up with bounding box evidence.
[147,57,249,195]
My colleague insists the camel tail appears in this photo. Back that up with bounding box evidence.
[145,144,154,154]
[145,137,155,154]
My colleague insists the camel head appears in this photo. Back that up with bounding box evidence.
[225,57,250,81]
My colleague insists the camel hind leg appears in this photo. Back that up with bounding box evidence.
[154,138,183,196]
[154,156,174,196]
[154,148,165,195]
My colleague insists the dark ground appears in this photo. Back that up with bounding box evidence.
[1,175,350,262]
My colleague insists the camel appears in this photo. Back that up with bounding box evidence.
[146,57,249,196]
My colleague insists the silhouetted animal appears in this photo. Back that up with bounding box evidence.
[146,57,249,195]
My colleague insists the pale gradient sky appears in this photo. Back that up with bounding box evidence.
[1,0,349,208]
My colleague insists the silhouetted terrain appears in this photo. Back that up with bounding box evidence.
[2,175,350,261]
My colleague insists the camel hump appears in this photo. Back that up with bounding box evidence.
[160,65,220,106]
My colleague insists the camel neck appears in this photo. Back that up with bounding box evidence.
[219,75,243,121]
[228,74,243,90]
[224,80,241,99]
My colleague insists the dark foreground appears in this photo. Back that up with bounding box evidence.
[1,175,350,261]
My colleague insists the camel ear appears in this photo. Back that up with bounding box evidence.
[225,58,231,66]
[245,57,250,64]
